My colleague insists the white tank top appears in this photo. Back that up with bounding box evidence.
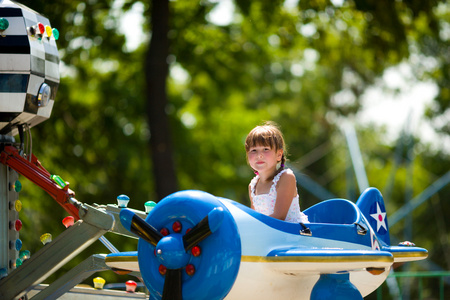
[250,169,309,223]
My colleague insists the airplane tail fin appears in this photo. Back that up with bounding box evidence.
[356,188,390,247]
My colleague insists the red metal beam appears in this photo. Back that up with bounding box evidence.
[0,146,79,219]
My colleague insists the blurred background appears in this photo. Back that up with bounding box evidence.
[14,0,449,298]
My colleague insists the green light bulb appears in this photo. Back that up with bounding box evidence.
[16,258,23,267]
[52,28,59,40]
[14,180,22,192]
[0,18,9,31]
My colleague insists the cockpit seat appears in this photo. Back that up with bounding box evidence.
[303,199,359,225]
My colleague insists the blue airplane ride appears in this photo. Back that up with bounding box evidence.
[106,187,428,300]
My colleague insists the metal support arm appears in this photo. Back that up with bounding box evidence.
[0,145,147,299]
[0,216,113,300]
[0,145,79,219]
[30,254,109,300]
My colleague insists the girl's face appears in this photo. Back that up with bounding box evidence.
[247,145,283,174]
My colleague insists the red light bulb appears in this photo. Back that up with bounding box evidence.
[172,221,182,233]
[125,280,137,293]
[191,245,201,257]
[185,264,195,276]
[62,216,74,228]
[158,264,167,276]
[15,219,22,231]
[160,228,169,236]
[37,23,45,34]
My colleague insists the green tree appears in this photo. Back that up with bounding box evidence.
[11,0,449,297]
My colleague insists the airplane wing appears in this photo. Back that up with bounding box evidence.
[384,245,428,263]
[105,248,396,275]
[250,248,394,274]
[105,251,139,273]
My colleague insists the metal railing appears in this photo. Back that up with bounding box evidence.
[376,271,450,300]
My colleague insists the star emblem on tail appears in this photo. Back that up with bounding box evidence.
[370,203,387,232]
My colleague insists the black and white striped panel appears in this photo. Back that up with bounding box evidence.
[0,0,60,134]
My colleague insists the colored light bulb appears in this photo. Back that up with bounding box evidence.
[93,277,105,289]
[158,264,167,275]
[62,216,74,228]
[117,194,130,208]
[15,219,22,231]
[399,241,415,247]
[0,18,9,31]
[19,250,30,260]
[52,28,59,40]
[37,22,45,34]
[172,221,182,233]
[45,25,52,37]
[14,200,22,212]
[15,239,22,251]
[16,258,23,267]
[40,233,52,245]
[160,228,169,236]
[0,268,7,279]
[191,245,201,257]
[12,180,22,192]
[144,201,156,213]
[125,280,137,293]
[185,264,195,276]
[51,175,66,188]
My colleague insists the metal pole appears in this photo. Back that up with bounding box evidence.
[291,168,336,200]
[342,123,369,193]
[402,132,415,300]
[389,170,450,226]
[99,236,119,253]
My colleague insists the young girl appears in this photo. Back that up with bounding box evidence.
[245,122,308,223]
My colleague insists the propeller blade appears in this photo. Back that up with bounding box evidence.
[162,269,182,300]
[183,207,224,251]
[120,209,163,246]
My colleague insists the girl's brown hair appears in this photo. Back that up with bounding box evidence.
[245,122,287,168]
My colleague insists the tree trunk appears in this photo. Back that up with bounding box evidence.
[145,0,177,200]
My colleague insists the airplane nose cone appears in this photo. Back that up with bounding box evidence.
[155,235,190,269]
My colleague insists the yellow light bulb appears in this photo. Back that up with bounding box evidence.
[14,200,22,212]
[40,233,52,245]
[93,277,105,289]
[45,25,52,37]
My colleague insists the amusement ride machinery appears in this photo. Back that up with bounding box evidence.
[0,1,430,300]
[0,1,147,299]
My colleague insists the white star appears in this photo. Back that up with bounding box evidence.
[370,203,387,232]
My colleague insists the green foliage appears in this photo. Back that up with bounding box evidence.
[10,0,449,296]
